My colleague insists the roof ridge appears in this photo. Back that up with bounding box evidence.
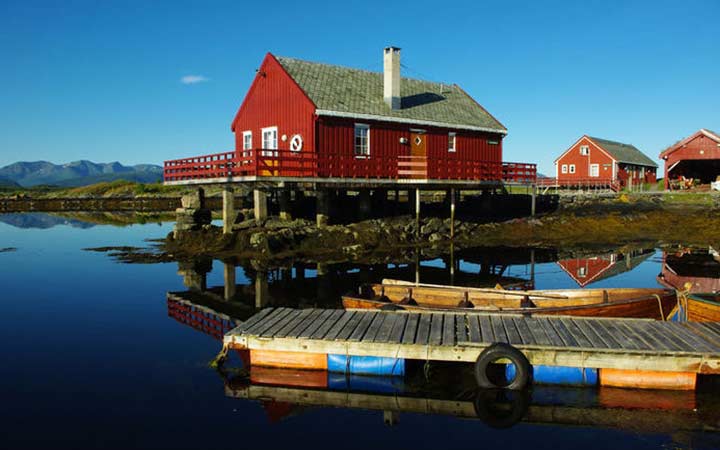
[588,136,636,147]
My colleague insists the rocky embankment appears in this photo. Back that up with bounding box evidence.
[164,193,720,263]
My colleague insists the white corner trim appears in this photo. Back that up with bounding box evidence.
[315,109,508,135]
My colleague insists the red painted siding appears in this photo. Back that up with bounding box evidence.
[231,53,316,157]
[316,117,503,161]
[556,137,615,181]
[557,257,615,287]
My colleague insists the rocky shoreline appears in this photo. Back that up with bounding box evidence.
[163,193,720,264]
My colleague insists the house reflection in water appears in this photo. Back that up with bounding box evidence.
[556,249,655,288]
[657,247,720,293]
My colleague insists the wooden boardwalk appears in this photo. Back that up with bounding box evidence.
[224,308,720,374]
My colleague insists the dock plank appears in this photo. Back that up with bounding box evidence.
[584,320,621,349]
[297,309,335,339]
[478,315,494,343]
[524,317,552,346]
[401,314,420,344]
[310,309,345,340]
[571,319,609,349]
[415,314,432,345]
[362,313,388,342]
[490,316,508,343]
[429,314,444,346]
[234,308,275,333]
[561,319,594,349]
[443,314,456,346]
[657,322,717,353]
[374,314,399,343]
[335,312,364,341]
[349,311,378,342]
[536,318,564,348]
[512,317,536,345]
[456,315,470,344]
[502,316,523,346]
[599,319,645,351]
[548,318,579,348]
[387,314,408,343]
[324,311,355,340]
[275,309,316,338]
[287,309,327,338]
[244,308,293,336]
[627,321,682,352]
[467,315,482,343]
[682,322,720,349]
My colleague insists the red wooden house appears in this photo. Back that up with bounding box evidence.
[659,129,720,190]
[164,48,535,185]
[545,136,657,190]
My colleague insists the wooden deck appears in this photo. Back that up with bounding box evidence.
[224,308,720,374]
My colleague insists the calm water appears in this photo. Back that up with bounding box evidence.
[1,213,719,449]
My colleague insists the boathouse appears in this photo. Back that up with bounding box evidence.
[164,48,536,230]
[542,136,657,191]
[659,129,720,190]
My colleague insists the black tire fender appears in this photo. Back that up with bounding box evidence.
[474,343,531,390]
[473,389,531,429]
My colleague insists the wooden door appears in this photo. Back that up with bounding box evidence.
[411,132,427,158]
[408,131,428,179]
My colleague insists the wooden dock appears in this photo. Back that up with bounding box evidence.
[224,308,720,374]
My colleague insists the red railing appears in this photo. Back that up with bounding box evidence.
[164,150,537,184]
[537,177,621,191]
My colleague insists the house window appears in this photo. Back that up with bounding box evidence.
[580,145,589,156]
[488,140,499,145]
[569,164,576,174]
[590,164,599,177]
[578,267,587,278]
[242,131,252,158]
[354,123,370,157]
[561,164,568,174]
[448,132,456,152]
[261,126,277,156]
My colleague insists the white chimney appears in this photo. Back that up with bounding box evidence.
[383,46,401,110]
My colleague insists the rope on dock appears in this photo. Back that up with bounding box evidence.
[209,342,230,369]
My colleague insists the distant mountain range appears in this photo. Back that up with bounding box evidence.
[0,160,163,187]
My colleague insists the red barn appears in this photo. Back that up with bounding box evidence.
[164,48,535,185]
[659,129,720,190]
[550,136,657,190]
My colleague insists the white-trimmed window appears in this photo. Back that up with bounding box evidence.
[242,131,252,158]
[354,123,370,157]
[561,164,568,174]
[569,164,576,174]
[590,164,599,177]
[448,132,456,152]
[578,267,587,278]
[580,145,589,156]
[261,126,278,156]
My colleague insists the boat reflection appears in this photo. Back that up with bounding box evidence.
[657,247,720,294]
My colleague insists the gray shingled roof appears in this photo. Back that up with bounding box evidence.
[590,136,658,168]
[275,56,506,133]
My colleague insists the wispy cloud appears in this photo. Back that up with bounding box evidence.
[180,75,209,85]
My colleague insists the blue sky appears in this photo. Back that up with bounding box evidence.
[1,0,718,175]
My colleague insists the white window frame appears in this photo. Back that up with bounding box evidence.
[354,123,370,157]
[242,131,252,158]
[261,126,278,157]
[580,145,589,156]
[578,266,587,278]
[561,164,568,174]
[448,132,456,152]
[590,163,599,177]
[569,164,576,174]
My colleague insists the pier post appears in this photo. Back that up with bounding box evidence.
[222,186,235,234]
[531,184,537,217]
[450,188,456,239]
[255,271,269,308]
[415,188,421,235]
[383,410,399,426]
[316,189,330,227]
[253,189,268,221]
[279,189,292,221]
[358,189,371,219]
[223,261,236,301]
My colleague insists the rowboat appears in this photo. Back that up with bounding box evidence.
[685,293,720,322]
[342,279,678,319]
